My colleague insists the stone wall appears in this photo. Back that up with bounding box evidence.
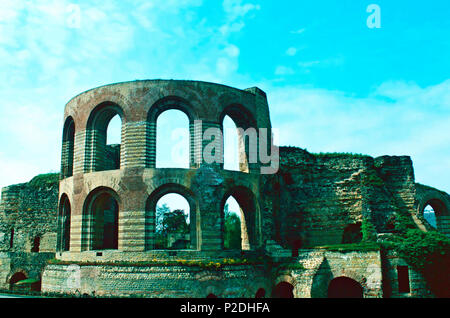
[0,174,58,289]
[275,148,419,248]
[42,263,269,298]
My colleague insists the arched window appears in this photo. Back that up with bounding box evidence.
[221,105,258,173]
[221,186,260,251]
[62,117,75,178]
[31,236,40,252]
[145,184,197,250]
[328,277,363,298]
[9,228,14,249]
[423,204,437,229]
[154,193,191,249]
[272,282,294,298]
[422,199,449,235]
[342,222,362,244]
[83,189,120,251]
[105,114,122,170]
[223,196,242,250]
[85,103,123,172]
[156,110,190,169]
[255,288,266,298]
[58,195,71,252]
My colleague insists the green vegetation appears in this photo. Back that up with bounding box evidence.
[361,218,378,242]
[309,242,381,252]
[155,204,189,249]
[29,173,59,188]
[382,208,450,297]
[48,256,265,270]
[362,170,385,187]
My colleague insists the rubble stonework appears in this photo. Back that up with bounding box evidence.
[0,80,448,297]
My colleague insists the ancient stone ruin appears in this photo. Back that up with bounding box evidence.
[0,80,449,297]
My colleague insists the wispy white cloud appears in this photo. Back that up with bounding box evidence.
[275,66,295,76]
[290,28,306,34]
[286,47,297,56]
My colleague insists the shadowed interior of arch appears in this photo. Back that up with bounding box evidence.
[156,109,189,169]
[89,192,119,250]
[85,103,123,172]
[327,277,363,298]
[57,195,71,252]
[222,187,259,251]
[62,117,75,178]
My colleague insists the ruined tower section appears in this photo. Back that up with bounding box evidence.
[56,80,273,258]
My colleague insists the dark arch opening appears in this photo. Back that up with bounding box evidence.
[83,188,120,251]
[328,277,363,298]
[423,204,437,229]
[221,186,260,251]
[145,184,198,251]
[206,293,218,298]
[9,272,27,290]
[255,288,266,298]
[422,199,449,234]
[86,102,124,172]
[58,195,71,252]
[31,236,40,252]
[9,228,14,249]
[272,282,294,298]
[62,117,75,178]
[220,105,258,173]
[342,222,362,244]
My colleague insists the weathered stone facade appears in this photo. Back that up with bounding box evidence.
[0,175,58,290]
[0,80,448,297]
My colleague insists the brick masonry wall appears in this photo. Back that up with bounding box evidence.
[0,175,58,288]
[42,263,269,298]
[276,148,419,248]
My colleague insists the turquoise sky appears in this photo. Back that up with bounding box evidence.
[0,0,449,203]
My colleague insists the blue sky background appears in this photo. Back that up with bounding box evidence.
[0,0,449,213]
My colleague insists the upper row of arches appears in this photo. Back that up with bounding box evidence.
[62,96,263,178]
[65,93,259,132]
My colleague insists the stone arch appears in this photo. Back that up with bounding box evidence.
[82,187,121,251]
[420,199,449,234]
[255,288,266,298]
[220,104,258,173]
[272,280,295,298]
[57,194,71,252]
[61,116,75,178]
[146,96,197,169]
[342,222,362,244]
[85,102,125,172]
[416,184,450,235]
[327,276,363,298]
[8,270,27,290]
[220,185,261,250]
[145,183,198,250]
